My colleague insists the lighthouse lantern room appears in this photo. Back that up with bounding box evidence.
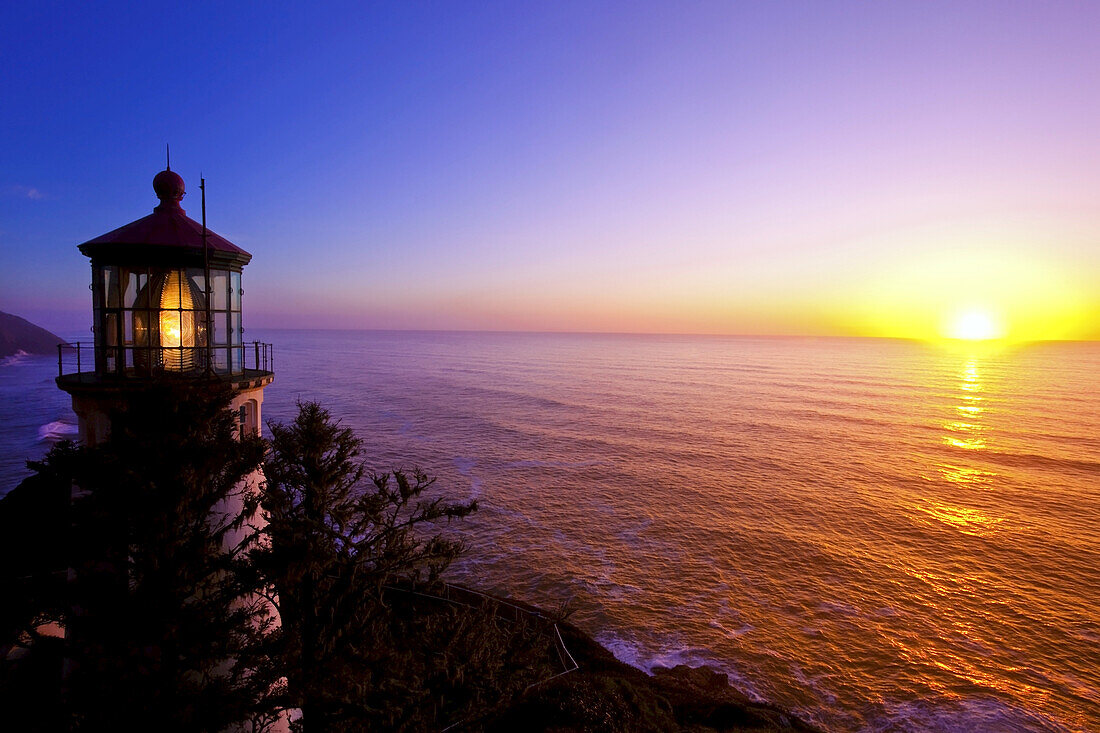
[57,166,274,446]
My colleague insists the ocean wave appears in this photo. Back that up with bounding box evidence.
[707,618,754,638]
[816,600,862,617]
[0,350,31,367]
[593,629,765,703]
[949,446,1100,476]
[38,421,78,441]
[503,458,612,469]
[871,696,1075,733]
[451,456,483,499]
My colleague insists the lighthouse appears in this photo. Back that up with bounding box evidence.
[56,165,273,444]
[53,165,288,730]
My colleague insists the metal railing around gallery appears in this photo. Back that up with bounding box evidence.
[57,341,274,382]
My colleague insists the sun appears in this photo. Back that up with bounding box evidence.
[946,309,1003,341]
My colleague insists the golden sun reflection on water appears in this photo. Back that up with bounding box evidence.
[914,356,1007,535]
[936,463,996,485]
[942,359,986,451]
[915,500,1005,536]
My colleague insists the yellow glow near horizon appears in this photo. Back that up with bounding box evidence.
[820,222,1100,343]
[945,309,1003,341]
[338,220,1100,341]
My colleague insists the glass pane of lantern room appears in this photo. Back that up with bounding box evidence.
[231,271,241,310]
[211,271,228,311]
[121,269,138,308]
[103,311,119,372]
[231,346,243,373]
[161,310,182,348]
[102,266,120,308]
[211,311,226,346]
[104,312,119,347]
[186,269,207,310]
[133,270,150,308]
[131,311,150,346]
[230,312,242,346]
[132,310,152,374]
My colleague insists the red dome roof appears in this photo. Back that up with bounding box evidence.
[78,169,251,266]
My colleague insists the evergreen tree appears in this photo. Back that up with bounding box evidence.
[258,401,477,729]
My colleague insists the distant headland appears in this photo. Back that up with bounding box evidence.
[0,311,65,359]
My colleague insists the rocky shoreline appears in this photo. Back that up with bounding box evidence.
[481,593,819,732]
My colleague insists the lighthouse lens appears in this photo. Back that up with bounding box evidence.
[159,269,195,371]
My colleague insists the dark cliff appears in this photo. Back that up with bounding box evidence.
[0,311,65,358]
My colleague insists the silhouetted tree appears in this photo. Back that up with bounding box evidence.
[258,401,478,729]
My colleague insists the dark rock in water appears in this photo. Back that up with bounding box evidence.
[0,311,65,358]
[646,662,808,731]
[652,664,732,691]
[490,622,820,732]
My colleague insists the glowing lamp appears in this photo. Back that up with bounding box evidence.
[159,269,197,370]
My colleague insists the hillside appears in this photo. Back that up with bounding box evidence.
[0,311,65,358]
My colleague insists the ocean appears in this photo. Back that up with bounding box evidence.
[3,330,1097,732]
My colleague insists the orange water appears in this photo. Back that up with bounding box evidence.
[261,332,1098,732]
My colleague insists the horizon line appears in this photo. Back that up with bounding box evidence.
[241,326,1100,345]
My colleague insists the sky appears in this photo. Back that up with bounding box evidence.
[1,1,1098,340]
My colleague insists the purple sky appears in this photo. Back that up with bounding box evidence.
[2,1,1098,339]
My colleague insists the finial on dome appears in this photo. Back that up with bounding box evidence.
[153,165,186,213]
[166,143,171,171]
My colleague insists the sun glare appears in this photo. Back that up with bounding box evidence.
[947,309,1003,341]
